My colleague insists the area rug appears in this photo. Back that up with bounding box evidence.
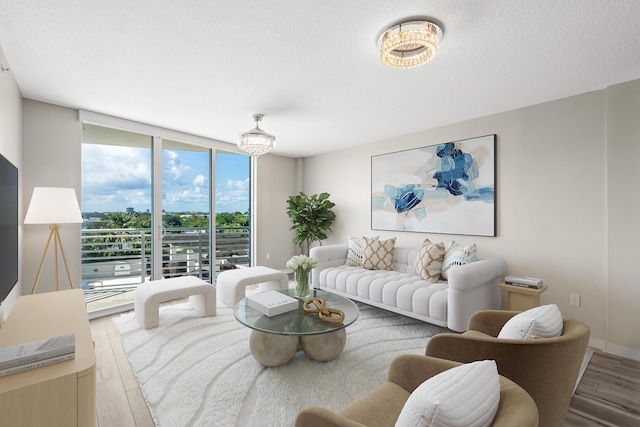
[114,302,450,427]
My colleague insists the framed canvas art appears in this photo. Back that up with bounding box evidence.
[371,134,496,236]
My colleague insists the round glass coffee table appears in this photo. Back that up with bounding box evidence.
[234,288,359,367]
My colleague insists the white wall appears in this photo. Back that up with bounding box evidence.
[304,85,639,359]
[0,47,22,323]
[22,100,82,294]
[254,154,299,269]
[606,79,640,358]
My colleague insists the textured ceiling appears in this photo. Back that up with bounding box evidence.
[1,0,639,157]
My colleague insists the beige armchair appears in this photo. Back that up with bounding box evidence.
[425,310,590,427]
[295,354,538,427]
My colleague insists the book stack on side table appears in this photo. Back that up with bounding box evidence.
[0,334,76,377]
[504,275,544,289]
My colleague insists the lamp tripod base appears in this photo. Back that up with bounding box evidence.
[31,224,75,294]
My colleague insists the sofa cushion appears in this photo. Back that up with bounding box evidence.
[395,360,500,427]
[441,241,477,280]
[498,304,563,339]
[413,239,445,284]
[318,265,449,322]
[346,235,378,266]
[362,237,396,270]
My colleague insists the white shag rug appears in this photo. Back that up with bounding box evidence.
[113,302,449,427]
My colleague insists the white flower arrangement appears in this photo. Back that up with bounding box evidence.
[286,255,318,274]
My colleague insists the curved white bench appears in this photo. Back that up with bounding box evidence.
[135,276,216,329]
[217,266,289,308]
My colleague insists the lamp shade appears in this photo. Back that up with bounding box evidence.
[24,187,83,224]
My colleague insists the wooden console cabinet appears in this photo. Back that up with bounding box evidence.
[0,289,96,426]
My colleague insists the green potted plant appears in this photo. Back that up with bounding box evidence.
[286,192,336,256]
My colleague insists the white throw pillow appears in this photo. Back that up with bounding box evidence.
[498,304,563,339]
[441,241,477,280]
[496,316,536,340]
[413,239,445,284]
[395,360,500,427]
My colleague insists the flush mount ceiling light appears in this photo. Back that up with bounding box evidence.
[378,20,443,69]
[237,114,276,157]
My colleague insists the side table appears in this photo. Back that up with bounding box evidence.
[500,283,548,311]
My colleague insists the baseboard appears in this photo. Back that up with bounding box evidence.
[587,337,640,361]
[588,337,605,351]
[88,301,134,320]
[604,342,640,361]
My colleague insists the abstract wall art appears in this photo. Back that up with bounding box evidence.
[371,134,496,236]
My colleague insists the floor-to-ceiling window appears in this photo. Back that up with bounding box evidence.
[81,124,153,314]
[215,152,251,271]
[80,122,250,315]
[160,139,212,282]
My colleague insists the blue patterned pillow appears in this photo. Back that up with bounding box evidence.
[441,241,477,280]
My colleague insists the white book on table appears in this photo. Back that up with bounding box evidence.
[246,291,299,317]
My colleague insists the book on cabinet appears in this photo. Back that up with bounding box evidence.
[0,352,75,377]
[0,333,75,371]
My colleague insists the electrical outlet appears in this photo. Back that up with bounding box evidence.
[570,294,581,306]
[266,252,270,260]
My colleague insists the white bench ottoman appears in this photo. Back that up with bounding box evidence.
[217,266,289,308]
[135,276,216,329]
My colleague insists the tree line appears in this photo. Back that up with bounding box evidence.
[82,211,249,229]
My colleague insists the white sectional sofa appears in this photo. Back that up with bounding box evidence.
[310,244,507,332]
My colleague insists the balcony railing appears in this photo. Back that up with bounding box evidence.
[81,226,250,305]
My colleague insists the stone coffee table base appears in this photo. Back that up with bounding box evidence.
[249,329,347,367]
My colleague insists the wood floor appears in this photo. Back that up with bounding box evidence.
[565,350,640,426]
[91,315,155,427]
[91,311,640,427]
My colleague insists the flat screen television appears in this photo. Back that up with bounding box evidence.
[0,153,18,303]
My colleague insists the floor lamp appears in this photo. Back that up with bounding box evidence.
[24,187,83,294]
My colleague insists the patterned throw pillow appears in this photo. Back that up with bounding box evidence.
[413,239,445,283]
[441,241,477,280]
[396,360,500,427]
[345,235,378,266]
[361,237,396,270]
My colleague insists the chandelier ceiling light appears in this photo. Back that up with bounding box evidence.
[237,114,276,157]
[378,20,443,69]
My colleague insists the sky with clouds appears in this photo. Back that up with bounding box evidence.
[81,145,249,214]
